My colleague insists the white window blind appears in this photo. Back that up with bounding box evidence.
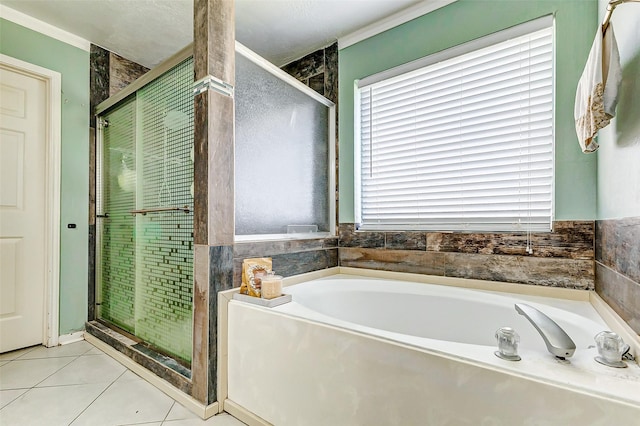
[356,18,554,232]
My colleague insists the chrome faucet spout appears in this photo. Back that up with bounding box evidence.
[515,303,576,359]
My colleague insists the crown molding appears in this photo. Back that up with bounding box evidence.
[338,0,457,49]
[0,4,90,51]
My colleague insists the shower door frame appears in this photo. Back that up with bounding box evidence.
[94,45,196,367]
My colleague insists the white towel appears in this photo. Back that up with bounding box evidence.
[574,25,622,153]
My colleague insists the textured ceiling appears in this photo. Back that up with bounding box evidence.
[2,0,427,67]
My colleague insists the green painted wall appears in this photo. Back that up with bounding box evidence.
[596,0,640,219]
[339,0,598,223]
[1,18,89,334]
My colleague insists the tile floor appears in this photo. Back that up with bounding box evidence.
[0,341,246,426]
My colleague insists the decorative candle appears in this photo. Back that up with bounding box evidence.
[261,272,283,300]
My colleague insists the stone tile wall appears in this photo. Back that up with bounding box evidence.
[281,43,338,104]
[89,45,149,124]
[109,54,149,96]
[339,222,595,290]
[233,238,338,286]
[595,218,640,334]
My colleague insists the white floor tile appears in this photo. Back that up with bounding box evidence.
[0,388,27,409]
[165,402,201,421]
[83,347,105,356]
[0,383,108,426]
[163,413,246,426]
[117,370,144,383]
[19,341,94,359]
[0,357,74,390]
[71,373,174,426]
[0,346,38,361]
[37,354,127,387]
[0,343,247,426]
[119,423,162,426]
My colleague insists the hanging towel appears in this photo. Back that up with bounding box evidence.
[574,24,622,153]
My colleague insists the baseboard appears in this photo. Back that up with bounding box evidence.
[85,334,218,419]
[204,402,221,419]
[58,331,85,345]
[223,399,271,426]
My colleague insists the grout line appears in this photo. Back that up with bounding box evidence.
[68,368,129,425]
[32,382,115,389]
[31,354,79,388]
[12,354,84,361]
[596,260,640,287]
[0,388,29,411]
[79,346,95,357]
[160,400,176,425]
[1,345,40,361]
[0,386,31,391]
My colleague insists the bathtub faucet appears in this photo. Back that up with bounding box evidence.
[515,303,576,359]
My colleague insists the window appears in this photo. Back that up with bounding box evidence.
[355,17,554,232]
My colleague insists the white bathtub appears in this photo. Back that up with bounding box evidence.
[226,272,640,425]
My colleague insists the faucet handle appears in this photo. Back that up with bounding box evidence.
[494,327,521,361]
[594,331,628,368]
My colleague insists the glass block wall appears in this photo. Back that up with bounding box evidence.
[98,58,194,365]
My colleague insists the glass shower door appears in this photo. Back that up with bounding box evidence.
[97,98,137,334]
[97,58,194,366]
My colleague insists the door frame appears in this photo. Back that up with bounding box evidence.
[1,54,61,347]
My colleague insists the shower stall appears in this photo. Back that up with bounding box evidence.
[93,43,335,375]
[96,57,195,365]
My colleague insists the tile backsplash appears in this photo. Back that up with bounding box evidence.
[233,238,338,286]
[595,218,640,334]
[339,221,595,290]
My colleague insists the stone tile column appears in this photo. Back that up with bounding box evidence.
[192,0,235,405]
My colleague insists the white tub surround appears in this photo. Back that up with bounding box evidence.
[225,271,640,425]
[228,303,639,425]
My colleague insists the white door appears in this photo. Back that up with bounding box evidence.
[0,64,47,353]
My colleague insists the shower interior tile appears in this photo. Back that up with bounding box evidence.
[0,383,108,426]
[18,341,94,359]
[0,357,74,390]
[37,354,127,387]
